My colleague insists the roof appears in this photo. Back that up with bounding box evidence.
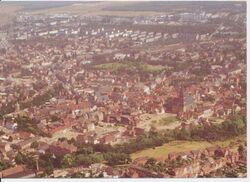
[0,165,25,178]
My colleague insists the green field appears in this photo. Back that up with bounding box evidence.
[131,135,246,160]
[159,116,177,126]
[95,62,165,74]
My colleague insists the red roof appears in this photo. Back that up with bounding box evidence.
[0,165,25,178]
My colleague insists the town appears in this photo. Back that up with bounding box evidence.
[0,1,247,178]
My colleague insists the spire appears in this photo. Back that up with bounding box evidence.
[178,83,184,113]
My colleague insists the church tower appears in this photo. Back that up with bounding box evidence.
[178,85,184,113]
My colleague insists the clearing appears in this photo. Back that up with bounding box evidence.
[138,113,181,131]
[95,62,166,74]
[131,134,246,160]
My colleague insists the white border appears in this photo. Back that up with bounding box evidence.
[0,0,249,182]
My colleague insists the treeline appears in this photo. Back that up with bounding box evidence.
[62,151,131,168]
[172,113,246,141]
[15,116,48,137]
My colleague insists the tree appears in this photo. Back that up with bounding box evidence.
[0,161,12,171]
[78,146,94,155]
[58,137,67,142]
[238,145,244,154]
[222,115,245,135]
[97,173,104,178]
[76,154,93,166]
[31,141,39,149]
[71,172,86,178]
[225,170,238,177]
[68,138,76,145]
[15,152,25,164]
[62,154,76,168]
[44,161,54,176]
[177,128,191,140]
[50,115,61,123]
[104,152,131,166]
[15,152,36,169]
[11,144,21,151]
[8,136,13,142]
[0,130,5,136]
[145,158,157,167]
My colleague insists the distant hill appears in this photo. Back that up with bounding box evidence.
[0,1,99,11]
[103,1,246,13]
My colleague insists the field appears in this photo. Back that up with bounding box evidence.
[95,62,166,74]
[0,4,23,26]
[28,1,244,17]
[102,1,244,13]
[27,2,164,17]
[131,134,246,160]
[159,116,177,125]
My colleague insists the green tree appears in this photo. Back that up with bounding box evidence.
[31,141,39,149]
[0,130,5,136]
[104,152,131,166]
[62,154,76,168]
[0,161,12,171]
[15,152,25,164]
[76,154,93,166]
[145,157,157,166]
[44,160,54,176]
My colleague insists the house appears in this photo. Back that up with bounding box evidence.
[100,134,116,144]
[37,142,50,154]
[6,150,16,162]
[123,165,165,178]
[227,151,239,164]
[16,131,35,140]
[0,165,36,178]
[204,147,218,157]
[135,128,144,135]
[100,131,120,144]
[82,121,95,133]
[168,152,178,161]
[0,142,11,154]
[113,53,128,61]
[76,133,99,145]
[189,150,202,160]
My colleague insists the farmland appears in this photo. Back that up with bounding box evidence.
[0,4,22,26]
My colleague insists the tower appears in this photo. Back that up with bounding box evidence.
[178,85,184,113]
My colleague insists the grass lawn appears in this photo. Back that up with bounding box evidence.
[159,116,177,125]
[138,114,179,131]
[95,62,165,74]
[131,134,246,160]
